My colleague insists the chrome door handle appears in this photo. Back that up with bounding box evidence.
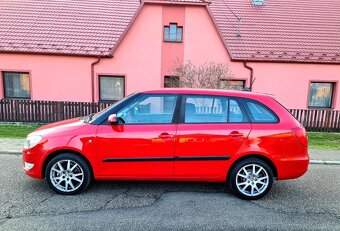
[229,131,243,137]
[158,133,174,139]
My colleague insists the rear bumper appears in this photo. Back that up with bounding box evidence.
[276,151,309,180]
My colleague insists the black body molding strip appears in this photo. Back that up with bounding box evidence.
[103,156,231,162]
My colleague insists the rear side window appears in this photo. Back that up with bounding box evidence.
[183,96,248,123]
[184,96,228,123]
[243,99,278,123]
[229,99,247,123]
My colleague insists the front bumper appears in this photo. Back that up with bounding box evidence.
[22,147,45,179]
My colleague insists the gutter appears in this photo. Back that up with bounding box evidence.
[91,57,101,103]
[243,62,254,91]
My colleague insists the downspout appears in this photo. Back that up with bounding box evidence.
[243,62,253,91]
[91,57,101,103]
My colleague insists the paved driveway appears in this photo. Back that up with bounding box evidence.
[0,154,339,230]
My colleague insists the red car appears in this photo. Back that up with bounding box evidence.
[22,89,309,199]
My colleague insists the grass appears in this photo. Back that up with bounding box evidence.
[0,124,40,139]
[0,124,339,150]
[307,132,340,150]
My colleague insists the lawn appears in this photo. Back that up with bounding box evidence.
[0,124,339,150]
[0,124,40,139]
[307,132,340,150]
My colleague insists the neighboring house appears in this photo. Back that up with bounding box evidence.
[0,0,339,110]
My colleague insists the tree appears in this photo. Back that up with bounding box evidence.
[169,60,234,89]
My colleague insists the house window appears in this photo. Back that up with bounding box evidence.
[164,23,183,42]
[164,76,179,88]
[308,82,335,108]
[3,72,30,98]
[220,80,245,91]
[99,76,125,101]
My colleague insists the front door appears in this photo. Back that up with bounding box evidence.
[174,95,251,179]
[96,94,179,178]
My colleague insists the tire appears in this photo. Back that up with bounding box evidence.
[228,158,273,200]
[45,153,92,195]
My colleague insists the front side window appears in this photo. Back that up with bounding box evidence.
[243,99,278,123]
[117,95,177,124]
[99,76,124,101]
[3,72,30,98]
[220,80,245,91]
[308,82,335,108]
[164,23,183,42]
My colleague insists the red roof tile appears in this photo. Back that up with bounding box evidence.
[0,0,141,56]
[1,0,339,64]
[209,0,340,63]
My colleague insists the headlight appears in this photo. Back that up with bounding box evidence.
[24,135,43,149]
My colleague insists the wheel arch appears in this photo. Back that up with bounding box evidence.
[42,149,94,179]
[227,154,278,181]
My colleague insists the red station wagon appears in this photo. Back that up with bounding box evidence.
[22,89,309,199]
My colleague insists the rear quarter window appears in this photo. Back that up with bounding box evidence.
[243,99,278,123]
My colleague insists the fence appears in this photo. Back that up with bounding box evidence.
[288,109,340,132]
[0,99,339,132]
[0,99,112,124]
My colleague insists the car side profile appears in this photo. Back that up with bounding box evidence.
[22,89,309,200]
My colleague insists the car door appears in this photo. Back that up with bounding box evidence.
[96,94,179,178]
[174,95,251,179]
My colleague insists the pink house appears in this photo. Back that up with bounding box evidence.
[0,0,339,110]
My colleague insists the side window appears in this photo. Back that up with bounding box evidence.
[164,23,183,42]
[117,95,177,124]
[184,96,228,123]
[244,99,278,123]
[3,72,31,99]
[229,99,247,122]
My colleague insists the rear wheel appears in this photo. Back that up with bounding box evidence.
[228,158,273,200]
[45,153,92,195]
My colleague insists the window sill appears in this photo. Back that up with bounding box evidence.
[163,40,183,43]
[99,100,119,103]
[3,97,31,100]
[307,107,334,110]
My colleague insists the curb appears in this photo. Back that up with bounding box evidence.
[0,150,22,155]
[0,151,340,165]
[309,160,340,165]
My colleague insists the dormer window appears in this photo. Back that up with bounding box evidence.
[164,23,183,42]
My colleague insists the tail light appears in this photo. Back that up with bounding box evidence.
[292,126,308,147]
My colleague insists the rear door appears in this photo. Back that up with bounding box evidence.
[174,95,251,179]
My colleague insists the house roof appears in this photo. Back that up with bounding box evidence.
[209,0,340,64]
[1,0,339,64]
[0,0,141,57]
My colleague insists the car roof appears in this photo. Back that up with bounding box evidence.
[141,88,274,99]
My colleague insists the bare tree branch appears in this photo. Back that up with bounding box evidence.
[170,60,234,89]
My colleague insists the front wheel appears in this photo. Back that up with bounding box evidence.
[228,158,273,200]
[45,153,92,195]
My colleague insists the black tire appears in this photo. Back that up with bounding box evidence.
[45,153,92,195]
[228,158,273,200]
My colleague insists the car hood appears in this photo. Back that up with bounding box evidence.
[29,117,86,137]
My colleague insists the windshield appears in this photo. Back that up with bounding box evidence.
[87,93,136,123]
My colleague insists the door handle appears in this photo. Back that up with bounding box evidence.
[158,133,174,139]
[229,131,244,137]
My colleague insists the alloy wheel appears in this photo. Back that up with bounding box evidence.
[49,160,84,193]
[235,164,269,197]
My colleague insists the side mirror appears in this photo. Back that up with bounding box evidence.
[108,114,118,124]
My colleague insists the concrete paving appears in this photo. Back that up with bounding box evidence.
[0,154,339,230]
